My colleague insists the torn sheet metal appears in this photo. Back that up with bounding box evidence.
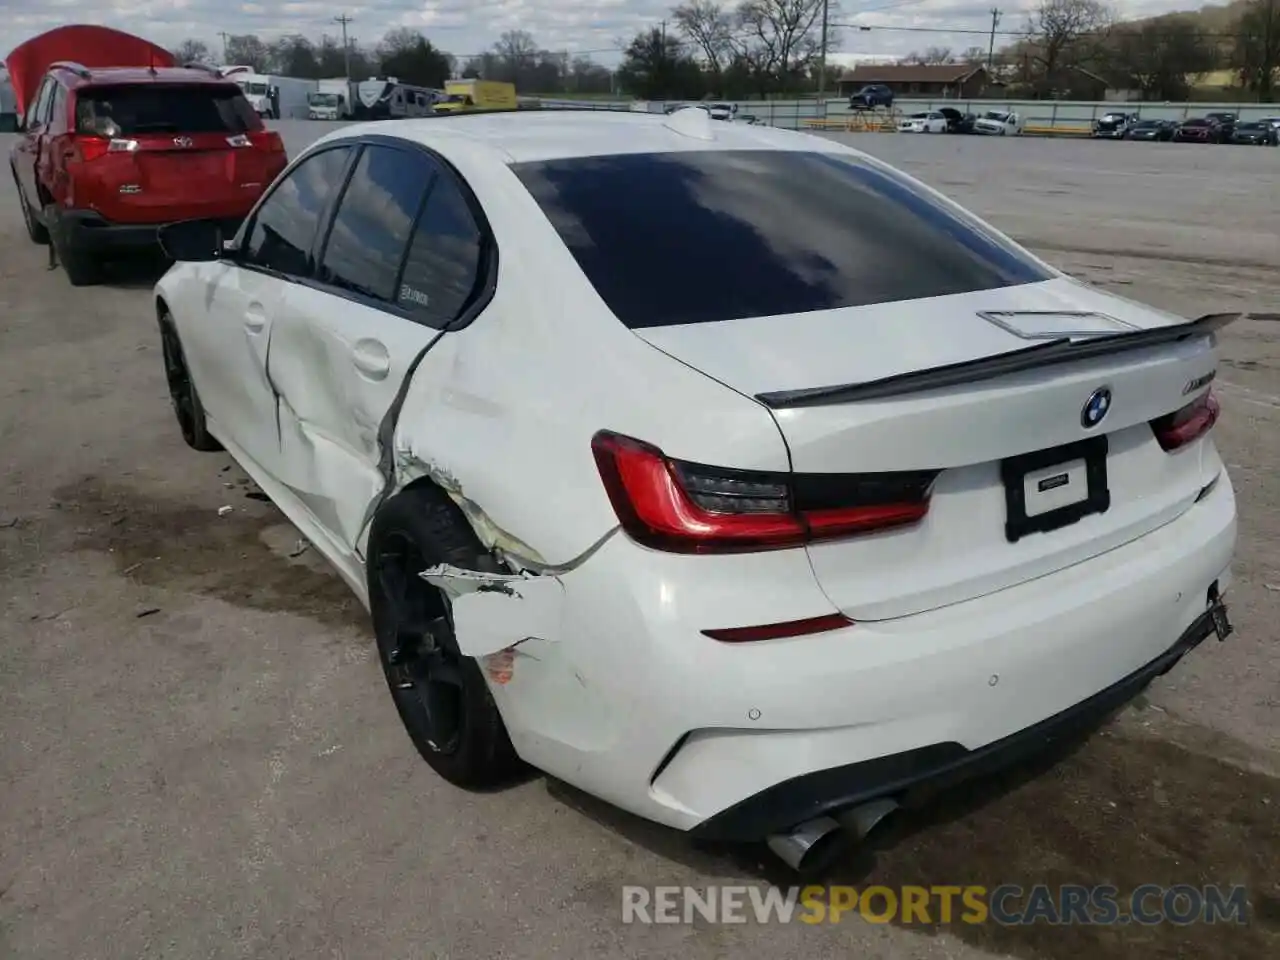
[391,451,616,576]
[422,563,567,658]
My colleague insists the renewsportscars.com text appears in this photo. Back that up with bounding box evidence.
[621,884,1251,926]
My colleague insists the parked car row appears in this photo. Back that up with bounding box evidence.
[1093,111,1280,145]
[896,108,1025,136]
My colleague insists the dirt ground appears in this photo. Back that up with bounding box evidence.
[1,125,1278,960]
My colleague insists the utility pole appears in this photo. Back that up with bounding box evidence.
[987,8,1002,72]
[334,13,353,79]
[218,31,231,63]
[817,0,830,100]
[660,19,667,57]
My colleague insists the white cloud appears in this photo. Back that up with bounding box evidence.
[0,0,1209,70]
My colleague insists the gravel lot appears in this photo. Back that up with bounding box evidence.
[2,122,1278,960]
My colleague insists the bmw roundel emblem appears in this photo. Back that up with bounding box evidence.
[1081,387,1112,429]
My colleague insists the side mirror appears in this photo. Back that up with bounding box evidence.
[158,219,224,263]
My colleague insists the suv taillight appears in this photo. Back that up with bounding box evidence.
[591,431,937,554]
[226,131,284,152]
[71,135,138,162]
[1150,390,1220,452]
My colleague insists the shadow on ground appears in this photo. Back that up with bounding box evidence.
[553,717,1279,960]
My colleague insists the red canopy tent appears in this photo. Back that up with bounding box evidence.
[4,25,176,117]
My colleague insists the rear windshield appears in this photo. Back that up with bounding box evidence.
[1237,122,1264,130]
[74,84,261,136]
[1185,119,1208,127]
[511,150,1052,329]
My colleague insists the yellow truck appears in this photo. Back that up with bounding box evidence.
[434,79,517,114]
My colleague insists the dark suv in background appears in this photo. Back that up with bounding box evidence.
[848,84,894,110]
[9,61,287,285]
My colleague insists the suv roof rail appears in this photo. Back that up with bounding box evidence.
[49,61,91,79]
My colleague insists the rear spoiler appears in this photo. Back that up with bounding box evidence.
[756,313,1246,410]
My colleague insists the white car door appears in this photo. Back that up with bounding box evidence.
[264,140,490,557]
[176,143,357,476]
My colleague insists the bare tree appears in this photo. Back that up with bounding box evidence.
[1025,0,1113,92]
[172,39,210,65]
[1109,17,1216,100]
[733,0,834,91]
[1233,0,1280,100]
[673,1,735,74]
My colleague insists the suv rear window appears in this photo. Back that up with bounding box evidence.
[512,150,1053,329]
[74,84,261,136]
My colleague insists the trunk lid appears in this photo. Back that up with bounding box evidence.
[636,278,1226,620]
[70,82,275,223]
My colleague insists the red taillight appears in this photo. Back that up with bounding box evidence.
[590,431,936,554]
[250,130,285,153]
[702,613,854,643]
[1150,390,1220,452]
[71,135,137,162]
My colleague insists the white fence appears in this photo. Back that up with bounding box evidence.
[529,96,1280,132]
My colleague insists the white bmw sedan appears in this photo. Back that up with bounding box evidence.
[153,108,1237,873]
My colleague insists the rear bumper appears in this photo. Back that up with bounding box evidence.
[495,467,1236,838]
[53,210,244,253]
[691,599,1230,841]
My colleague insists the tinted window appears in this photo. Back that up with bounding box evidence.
[318,145,430,302]
[74,84,261,136]
[397,173,485,326]
[244,146,352,276]
[512,150,1053,329]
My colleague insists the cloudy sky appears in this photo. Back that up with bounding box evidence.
[1,0,1208,69]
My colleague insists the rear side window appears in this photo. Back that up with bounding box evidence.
[396,170,485,326]
[318,145,430,302]
[512,150,1053,330]
[73,84,262,137]
[243,146,353,277]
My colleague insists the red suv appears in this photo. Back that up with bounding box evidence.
[9,61,288,285]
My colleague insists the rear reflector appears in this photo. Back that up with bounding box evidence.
[1151,389,1219,452]
[591,430,937,554]
[702,613,854,643]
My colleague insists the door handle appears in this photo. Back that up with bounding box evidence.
[245,302,266,333]
[352,339,391,381]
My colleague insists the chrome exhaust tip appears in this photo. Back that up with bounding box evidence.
[766,798,901,875]
[766,816,844,873]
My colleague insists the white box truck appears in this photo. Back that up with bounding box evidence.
[308,78,356,120]
[222,66,317,120]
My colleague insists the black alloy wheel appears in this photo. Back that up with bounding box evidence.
[159,314,222,451]
[373,530,467,756]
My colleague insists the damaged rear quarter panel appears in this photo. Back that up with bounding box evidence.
[373,151,794,572]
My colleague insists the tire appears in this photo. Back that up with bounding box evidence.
[12,167,49,245]
[50,222,103,287]
[366,485,520,788]
[158,310,223,452]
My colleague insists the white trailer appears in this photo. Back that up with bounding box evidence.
[354,78,437,120]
